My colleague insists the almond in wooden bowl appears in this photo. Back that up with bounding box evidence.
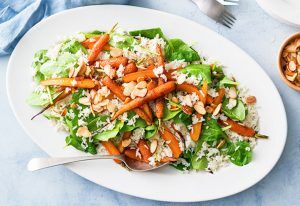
[278,32,300,91]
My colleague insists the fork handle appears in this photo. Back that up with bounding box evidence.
[192,0,223,16]
[27,155,122,171]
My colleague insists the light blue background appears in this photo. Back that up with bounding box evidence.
[1,0,299,205]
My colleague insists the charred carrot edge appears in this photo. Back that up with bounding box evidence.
[137,139,152,163]
[31,89,72,120]
[155,78,165,119]
[160,156,177,163]
[190,113,203,142]
[124,62,138,75]
[88,33,110,63]
[112,81,176,120]
[176,83,204,103]
[102,76,152,123]
[98,57,128,68]
[159,126,182,158]
[212,88,225,107]
[101,140,121,163]
[41,78,95,89]
[118,131,131,153]
[81,35,101,48]
[141,104,153,122]
[219,119,256,137]
[124,149,143,161]
[122,70,157,83]
[206,95,214,104]
[156,44,165,68]
[146,64,155,70]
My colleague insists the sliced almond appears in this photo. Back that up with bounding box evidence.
[194,101,206,115]
[89,89,97,100]
[68,67,75,78]
[121,138,131,147]
[110,47,123,58]
[297,54,300,65]
[228,87,237,99]
[289,61,297,71]
[76,126,91,137]
[171,96,179,103]
[123,82,136,96]
[131,88,147,99]
[286,73,297,82]
[213,103,222,116]
[285,43,297,53]
[136,81,147,89]
[150,139,158,153]
[107,102,116,113]
[92,104,103,113]
[93,93,103,105]
[98,99,110,106]
[245,96,257,105]
[79,97,91,106]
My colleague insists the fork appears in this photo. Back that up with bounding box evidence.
[192,0,237,28]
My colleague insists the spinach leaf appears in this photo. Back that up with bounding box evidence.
[211,64,225,79]
[173,112,192,126]
[109,33,135,49]
[82,30,103,38]
[145,124,158,139]
[222,98,246,121]
[163,106,181,121]
[171,150,193,171]
[201,118,226,142]
[129,28,165,39]
[165,39,200,62]
[191,156,208,170]
[180,64,212,84]
[93,121,124,141]
[227,141,252,166]
[120,118,147,132]
[60,40,87,54]
[65,135,97,155]
[219,76,239,87]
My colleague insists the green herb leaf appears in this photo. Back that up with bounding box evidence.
[129,28,165,39]
[201,118,226,142]
[222,98,246,121]
[219,76,239,87]
[165,39,200,62]
[227,141,252,166]
[145,124,158,139]
[82,30,103,38]
[191,156,208,170]
[180,64,212,84]
[60,40,87,54]
[173,112,192,126]
[163,106,181,121]
[93,121,124,141]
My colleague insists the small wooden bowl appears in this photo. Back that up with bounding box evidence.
[278,32,300,91]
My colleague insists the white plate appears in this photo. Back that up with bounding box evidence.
[256,0,300,27]
[6,5,287,202]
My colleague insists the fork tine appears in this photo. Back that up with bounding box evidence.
[221,16,234,27]
[220,19,231,28]
[224,10,236,20]
[222,13,235,24]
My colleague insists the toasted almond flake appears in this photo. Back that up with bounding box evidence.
[98,99,109,106]
[228,87,237,99]
[286,73,297,82]
[297,54,300,65]
[285,44,297,53]
[136,81,147,89]
[131,88,147,99]
[92,104,103,112]
[289,61,297,71]
[110,47,123,57]
[245,96,257,105]
[76,126,92,137]
[107,102,116,113]
[68,67,75,78]
[90,89,97,100]
[93,93,103,105]
[79,97,91,106]
[121,138,131,147]
[171,96,179,103]
[150,139,158,153]
[194,101,206,115]
[213,103,222,116]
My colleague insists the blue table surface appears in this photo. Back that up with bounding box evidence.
[1,0,299,205]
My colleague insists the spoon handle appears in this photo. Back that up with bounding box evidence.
[27,155,122,171]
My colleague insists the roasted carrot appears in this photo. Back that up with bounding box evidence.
[112,81,176,120]
[201,81,208,105]
[124,149,143,161]
[159,126,182,158]
[190,113,203,141]
[124,62,138,74]
[141,104,153,122]
[98,56,128,68]
[31,89,72,120]
[160,156,177,163]
[122,70,157,83]
[146,64,155,70]
[101,140,121,163]
[155,78,165,119]
[176,83,204,103]
[156,44,165,68]
[206,95,214,104]
[102,76,152,123]
[219,118,256,137]
[207,88,225,113]
[182,105,193,115]
[41,78,95,89]
[82,35,101,49]
[118,131,131,153]
[88,33,110,63]
[137,139,152,163]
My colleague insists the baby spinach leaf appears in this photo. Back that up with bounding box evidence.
[93,121,124,141]
[171,150,193,171]
[227,141,252,166]
[65,135,97,155]
[163,106,181,121]
[180,64,212,84]
[165,39,200,62]
[120,118,147,132]
[219,76,239,87]
[201,118,226,142]
[82,30,103,38]
[173,112,192,126]
[129,28,165,39]
[222,98,246,121]
[145,124,158,139]
[191,156,208,170]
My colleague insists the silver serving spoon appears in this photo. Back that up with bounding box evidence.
[27,154,169,172]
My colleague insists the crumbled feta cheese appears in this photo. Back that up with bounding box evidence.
[153,66,164,77]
